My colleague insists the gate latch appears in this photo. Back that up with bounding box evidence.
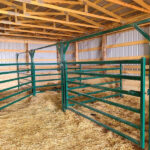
[148,89,150,95]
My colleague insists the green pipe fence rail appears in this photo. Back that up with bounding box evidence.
[62,58,146,149]
[0,62,32,111]
[0,18,149,149]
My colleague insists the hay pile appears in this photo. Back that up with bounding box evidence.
[0,88,147,150]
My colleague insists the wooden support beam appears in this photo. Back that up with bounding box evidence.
[81,0,123,20]
[0,32,59,41]
[25,42,29,71]
[23,2,26,14]
[15,9,18,22]
[14,0,121,22]
[101,35,107,61]
[0,20,83,33]
[0,26,74,37]
[25,42,29,64]
[57,48,60,63]
[0,0,30,12]
[75,42,79,62]
[43,0,83,5]
[0,9,100,29]
[105,0,150,14]
[133,0,150,10]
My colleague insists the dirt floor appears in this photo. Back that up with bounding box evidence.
[0,77,149,150]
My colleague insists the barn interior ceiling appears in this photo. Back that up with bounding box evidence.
[0,0,149,41]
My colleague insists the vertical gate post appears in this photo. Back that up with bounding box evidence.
[133,24,150,150]
[29,50,36,96]
[79,64,82,86]
[16,53,20,90]
[140,57,146,149]
[57,42,70,111]
[120,64,123,97]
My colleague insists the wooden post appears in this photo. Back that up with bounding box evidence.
[25,42,29,72]
[75,42,79,62]
[25,42,29,63]
[57,47,60,63]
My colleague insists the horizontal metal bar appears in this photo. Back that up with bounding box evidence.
[36,84,61,88]
[36,73,61,76]
[0,75,31,83]
[67,59,141,65]
[87,90,117,97]
[0,94,32,110]
[0,88,32,102]
[68,87,120,99]
[72,68,120,72]
[0,63,60,66]
[69,80,120,88]
[69,99,140,129]
[68,67,80,69]
[68,71,141,80]
[29,43,57,51]
[68,90,140,113]
[68,76,106,81]
[0,63,31,66]
[68,108,139,145]
[35,68,60,71]
[0,81,32,92]
[0,69,30,75]
[69,93,120,106]
[36,79,61,82]
[68,81,141,97]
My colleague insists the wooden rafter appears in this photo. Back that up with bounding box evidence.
[13,0,121,22]
[80,0,123,20]
[43,0,83,5]
[0,10,100,29]
[0,32,60,40]
[0,27,74,37]
[133,0,150,10]
[105,0,150,13]
[0,0,149,41]
[0,20,84,34]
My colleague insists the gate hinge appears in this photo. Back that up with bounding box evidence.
[148,89,150,95]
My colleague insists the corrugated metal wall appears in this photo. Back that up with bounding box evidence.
[66,43,75,62]
[78,37,102,61]
[106,25,150,59]
[0,41,24,63]
[0,24,149,65]
[28,43,57,63]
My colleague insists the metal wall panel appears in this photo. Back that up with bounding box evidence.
[107,25,150,59]
[78,37,102,61]
[66,43,75,62]
[28,43,57,63]
[0,41,24,63]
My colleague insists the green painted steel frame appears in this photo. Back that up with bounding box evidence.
[55,18,149,149]
[1,17,149,149]
[65,58,146,149]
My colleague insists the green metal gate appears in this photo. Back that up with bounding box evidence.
[62,58,146,149]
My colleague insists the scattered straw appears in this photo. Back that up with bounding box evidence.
[0,78,149,150]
